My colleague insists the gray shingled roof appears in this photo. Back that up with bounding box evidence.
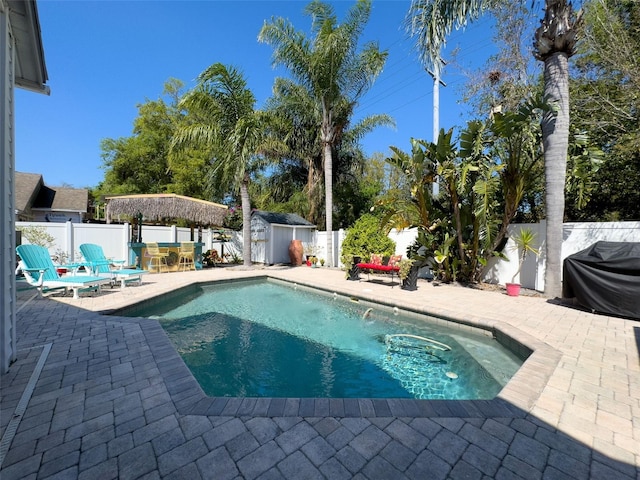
[33,186,88,212]
[252,210,315,227]
[15,172,89,215]
[15,172,43,213]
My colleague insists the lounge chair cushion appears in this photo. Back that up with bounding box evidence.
[388,255,402,267]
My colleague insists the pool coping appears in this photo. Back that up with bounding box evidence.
[108,275,562,419]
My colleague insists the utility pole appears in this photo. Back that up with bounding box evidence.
[427,59,446,196]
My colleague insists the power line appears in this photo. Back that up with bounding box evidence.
[359,37,494,113]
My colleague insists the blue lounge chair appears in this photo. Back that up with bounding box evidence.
[79,243,148,288]
[16,244,112,299]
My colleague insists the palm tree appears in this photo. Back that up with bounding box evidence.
[265,77,394,227]
[533,0,580,297]
[172,63,270,267]
[259,0,388,267]
[406,0,581,297]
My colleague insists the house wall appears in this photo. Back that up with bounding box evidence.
[1,1,16,373]
[36,211,83,223]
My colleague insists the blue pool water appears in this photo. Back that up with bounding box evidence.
[124,279,523,399]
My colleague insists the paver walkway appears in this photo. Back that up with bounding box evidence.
[1,266,638,479]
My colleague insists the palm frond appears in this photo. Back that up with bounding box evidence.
[406,0,490,73]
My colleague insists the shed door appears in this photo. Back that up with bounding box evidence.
[251,220,267,263]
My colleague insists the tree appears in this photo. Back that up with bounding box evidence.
[406,0,581,298]
[96,79,215,201]
[383,99,553,284]
[97,97,175,196]
[568,0,640,221]
[533,0,581,298]
[263,77,393,228]
[172,64,273,267]
[461,0,537,117]
[259,0,388,267]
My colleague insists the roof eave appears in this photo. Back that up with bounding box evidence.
[9,0,49,95]
[264,223,316,229]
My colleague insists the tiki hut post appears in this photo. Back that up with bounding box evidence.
[137,213,143,242]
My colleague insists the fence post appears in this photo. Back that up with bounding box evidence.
[123,223,130,263]
[337,229,345,267]
[170,225,177,243]
[66,221,74,262]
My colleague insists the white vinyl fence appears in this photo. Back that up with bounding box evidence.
[16,220,640,291]
[16,222,242,265]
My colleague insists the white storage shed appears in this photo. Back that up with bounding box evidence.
[250,211,316,265]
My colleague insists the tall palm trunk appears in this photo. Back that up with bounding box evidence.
[323,142,333,267]
[541,52,569,298]
[306,160,322,225]
[240,176,252,267]
[321,100,335,268]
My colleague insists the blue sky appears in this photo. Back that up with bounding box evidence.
[15,0,499,190]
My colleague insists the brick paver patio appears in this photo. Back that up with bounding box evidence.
[1,266,638,479]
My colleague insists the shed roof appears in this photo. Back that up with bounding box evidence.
[105,194,228,226]
[252,210,315,227]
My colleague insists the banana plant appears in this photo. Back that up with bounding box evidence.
[379,137,438,231]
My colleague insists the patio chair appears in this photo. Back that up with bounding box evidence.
[178,242,195,271]
[79,243,148,288]
[16,244,112,299]
[145,242,169,273]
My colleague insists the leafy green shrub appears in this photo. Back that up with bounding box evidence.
[341,214,396,261]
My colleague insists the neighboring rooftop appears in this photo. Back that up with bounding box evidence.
[15,171,88,222]
[253,210,316,227]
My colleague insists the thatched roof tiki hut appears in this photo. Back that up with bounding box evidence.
[105,194,228,241]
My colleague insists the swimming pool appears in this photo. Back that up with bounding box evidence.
[122,279,524,400]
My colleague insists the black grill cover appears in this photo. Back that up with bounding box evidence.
[563,241,640,320]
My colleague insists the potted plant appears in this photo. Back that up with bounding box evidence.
[341,254,361,281]
[398,258,418,291]
[506,228,539,296]
[319,258,325,267]
[202,249,223,267]
[303,243,319,265]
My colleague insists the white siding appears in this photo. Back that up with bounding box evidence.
[1,5,16,373]
[270,225,315,264]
